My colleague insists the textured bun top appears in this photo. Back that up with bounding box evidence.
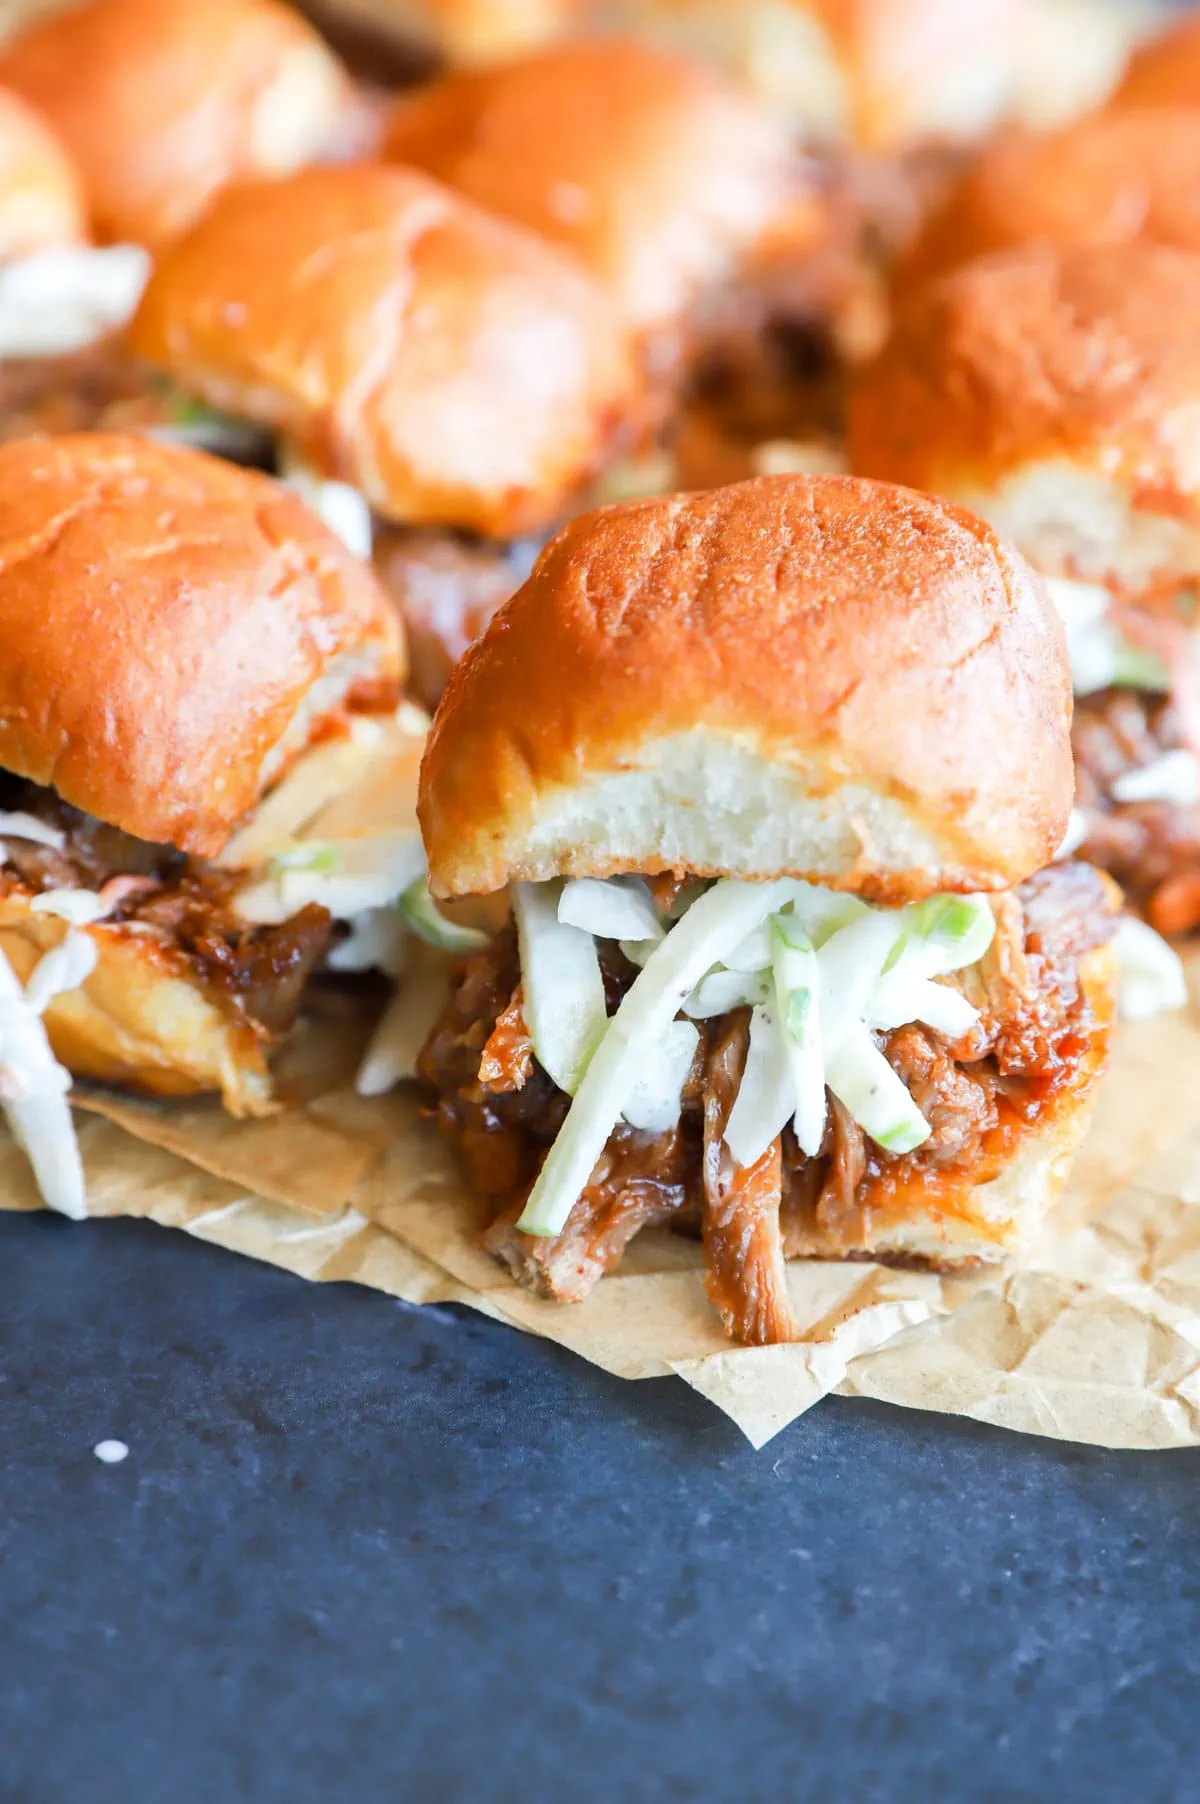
[420,475,1072,901]
[0,0,349,247]
[849,241,1200,509]
[1112,14,1200,108]
[0,434,402,857]
[900,108,1200,292]
[384,38,800,335]
[129,163,639,539]
[0,85,85,257]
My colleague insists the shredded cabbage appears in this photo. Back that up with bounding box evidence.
[0,812,66,851]
[28,889,113,926]
[1044,577,1171,695]
[0,931,96,1218]
[397,877,489,953]
[355,949,453,1097]
[279,453,373,560]
[512,873,1000,1239]
[0,244,150,357]
[512,881,608,1096]
[1111,749,1200,808]
[1114,916,1189,1021]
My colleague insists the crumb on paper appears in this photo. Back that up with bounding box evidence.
[92,1439,128,1464]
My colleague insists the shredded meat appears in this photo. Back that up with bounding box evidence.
[374,527,539,711]
[1073,688,1200,934]
[0,776,331,1039]
[419,866,1118,1345]
[0,338,155,441]
[701,1014,796,1345]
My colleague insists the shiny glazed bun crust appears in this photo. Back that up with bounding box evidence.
[0,0,349,246]
[0,434,402,858]
[420,475,1073,901]
[0,84,85,257]
[384,38,801,336]
[129,163,640,539]
[900,107,1200,293]
[850,241,1200,506]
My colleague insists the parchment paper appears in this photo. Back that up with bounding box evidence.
[2,957,1197,1448]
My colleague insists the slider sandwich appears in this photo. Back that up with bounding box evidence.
[585,1,1025,461]
[900,106,1200,296]
[0,0,353,250]
[416,475,1119,1345]
[381,39,839,461]
[0,433,472,1218]
[0,87,150,438]
[126,162,643,709]
[849,241,1200,978]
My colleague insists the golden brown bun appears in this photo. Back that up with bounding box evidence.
[419,474,1073,901]
[0,896,272,1114]
[383,39,801,336]
[0,433,402,859]
[784,935,1116,1266]
[850,241,1200,519]
[0,0,349,247]
[0,83,84,257]
[900,107,1200,293]
[130,164,640,539]
[1110,14,1200,109]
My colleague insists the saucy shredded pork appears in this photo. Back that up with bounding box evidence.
[1073,688,1200,936]
[0,777,331,1039]
[418,865,1117,1346]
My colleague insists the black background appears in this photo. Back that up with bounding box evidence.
[3,1209,1199,1803]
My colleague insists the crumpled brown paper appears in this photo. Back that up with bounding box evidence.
[1,955,1196,1448]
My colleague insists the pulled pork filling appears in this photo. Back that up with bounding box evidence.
[374,529,540,714]
[1073,689,1200,938]
[0,338,156,442]
[419,863,1117,1347]
[0,776,331,1040]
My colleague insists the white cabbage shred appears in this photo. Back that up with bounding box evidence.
[1043,577,1172,696]
[0,930,96,1219]
[515,876,998,1239]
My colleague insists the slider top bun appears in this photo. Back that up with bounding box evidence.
[848,242,1200,586]
[0,434,402,859]
[0,0,349,248]
[900,107,1200,293]
[419,474,1072,902]
[130,163,640,541]
[383,39,799,337]
[1110,14,1200,109]
[0,83,84,258]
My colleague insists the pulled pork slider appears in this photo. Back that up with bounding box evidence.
[382,34,830,450]
[0,433,419,1217]
[417,475,1119,1345]
[127,162,641,709]
[849,240,1200,960]
[0,87,151,439]
[0,0,351,250]
[900,107,1200,295]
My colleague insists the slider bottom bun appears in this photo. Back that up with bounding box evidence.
[0,896,274,1116]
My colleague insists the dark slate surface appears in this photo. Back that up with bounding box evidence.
[2,1211,1199,1803]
